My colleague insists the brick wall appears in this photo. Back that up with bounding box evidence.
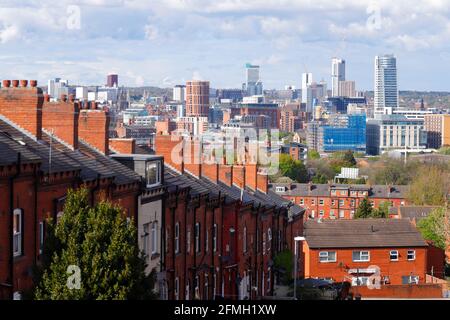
[351,283,444,299]
[232,165,245,189]
[79,109,110,154]
[257,173,268,194]
[218,165,232,186]
[110,138,136,154]
[42,97,79,149]
[245,164,257,191]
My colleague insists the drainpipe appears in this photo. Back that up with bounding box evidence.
[254,204,261,299]
[33,163,38,267]
[211,192,220,299]
[192,199,200,299]
[9,152,22,299]
[219,196,225,299]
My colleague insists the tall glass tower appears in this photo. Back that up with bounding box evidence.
[244,63,262,96]
[374,54,398,116]
[331,58,345,97]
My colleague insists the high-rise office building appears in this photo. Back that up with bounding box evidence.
[374,54,398,116]
[301,73,313,112]
[107,74,119,88]
[338,80,355,97]
[186,80,210,117]
[244,63,263,96]
[173,85,186,102]
[47,78,69,100]
[331,58,345,97]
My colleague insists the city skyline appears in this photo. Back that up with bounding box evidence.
[1,1,450,90]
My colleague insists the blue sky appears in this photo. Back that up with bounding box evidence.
[1,0,450,91]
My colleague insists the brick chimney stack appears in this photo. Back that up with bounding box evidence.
[78,108,110,155]
[42,96,80,149]
[0,79,43,140]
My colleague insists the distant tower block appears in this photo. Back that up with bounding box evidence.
[186,80,210,117]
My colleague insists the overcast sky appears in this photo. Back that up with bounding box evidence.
[1,0,450,91]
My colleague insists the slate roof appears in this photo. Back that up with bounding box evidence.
[389,206,441,222]
[163,164,304,217]
[304,219,428,249]
[0,132,41,166]
[269,183,408,199]
[0,119,140,185]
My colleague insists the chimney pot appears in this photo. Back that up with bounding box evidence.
[12,80,19,87]
[2,80,11,87]
[69,94,75,102]
[20,80,28,87]
[61,94,67,102]
[44,93,50,102]
[30,80,38,87]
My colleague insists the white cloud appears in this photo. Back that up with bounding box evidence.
[144,24,158,40]
[0,24,20,43]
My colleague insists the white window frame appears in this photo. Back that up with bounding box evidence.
[205,227,209,253]
[185,281,190,300]
[407,250,416,261]
[262,232,266,255]
[175,223,180,254]
[175,277,179,300]
[213,224,217,253]
[204,274,209,299]
[213,273,217,299]
[390,250,399,261]
[319,251,337,263]
[13,209,22,257]
[299,198,304,205]
[195,275,200,299]
[339,210,345,218]
[39,221,45,255]
[187,228,191,254]
[243,226,247,253]
[319,199,324,205]
[146,161,161,188]
[143,222,150,258]
[352,250,370,262]
[151,221,158,255]
[195,223,201,253]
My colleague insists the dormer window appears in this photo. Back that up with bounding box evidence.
[146,161,161,187]
[275,186,286,193]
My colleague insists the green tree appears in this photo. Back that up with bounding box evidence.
[273,250,293,285]
[342,150,357,166]
[438,146,450,155]
[407,166,449,206]
[34,188,155,300]
[372,201,390,218]
[278,154,308,183]
[307,149,320,160]
[354,197,373,219]
[417,207,448,250]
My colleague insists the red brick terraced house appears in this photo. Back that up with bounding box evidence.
[270,182,408,220]
[0,80,145,299]
[154,134,305,300]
